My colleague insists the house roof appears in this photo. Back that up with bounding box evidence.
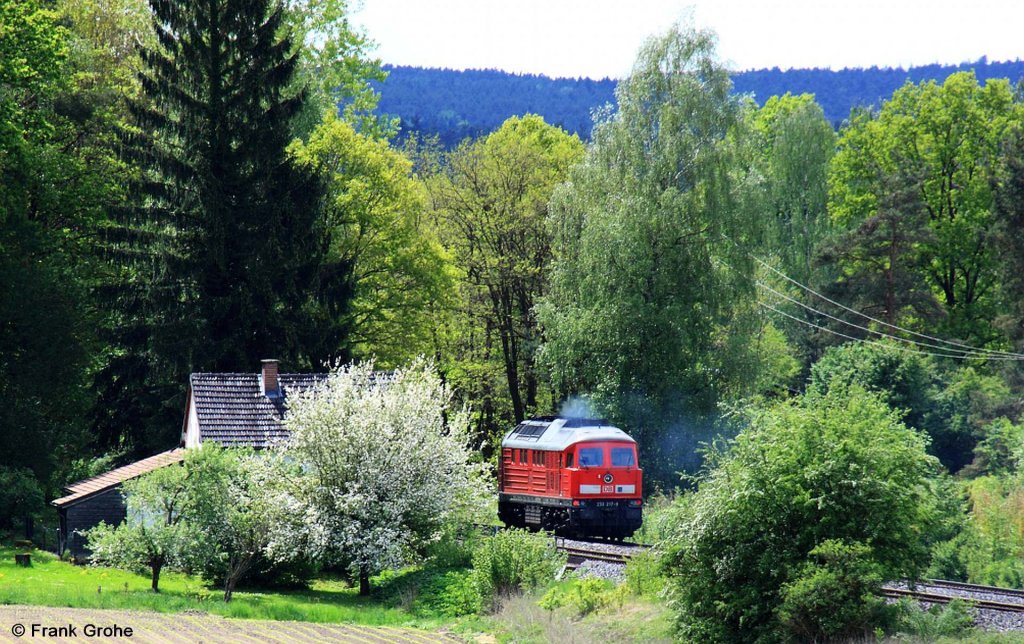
[190,372,328,448]
[501,417,636,451]
[52,448,187,508]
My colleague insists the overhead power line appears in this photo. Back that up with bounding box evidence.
[756,281,1019,360]
[758,301,1018,361]
[752,255,1024,360]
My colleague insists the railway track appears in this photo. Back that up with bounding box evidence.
[882,579,1024,614]
[555,536,651,571]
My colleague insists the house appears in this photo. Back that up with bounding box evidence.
[53,360,326,559]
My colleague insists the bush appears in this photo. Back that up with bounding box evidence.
[411,569,480,617]
[959,475,1024,587]
[927,537,969,582]
[630,491,675,544]
[777,540,894,641]
[425,523,484,569]
[539,577,616,617]
[664,385,945,642]
[896,599,974,640]
[470,528,565,613]
[623,549,664,597]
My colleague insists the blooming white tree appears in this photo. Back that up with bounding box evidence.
[281,360,489,594]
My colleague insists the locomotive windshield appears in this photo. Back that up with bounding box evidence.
[612,447,635,467]
[578,447,604,467]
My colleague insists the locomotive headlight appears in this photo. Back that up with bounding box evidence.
[603,473,614,484]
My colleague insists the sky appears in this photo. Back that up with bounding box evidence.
[350,0,1024,79]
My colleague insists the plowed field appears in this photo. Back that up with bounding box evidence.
[0,605,460,643]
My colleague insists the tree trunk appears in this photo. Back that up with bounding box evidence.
[151,561,162,593]
[223,555,256,602]
[359,565,370,596]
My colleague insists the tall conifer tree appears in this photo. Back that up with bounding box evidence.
[96,0,327,452]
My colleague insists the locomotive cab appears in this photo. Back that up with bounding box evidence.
[497,416,643,539]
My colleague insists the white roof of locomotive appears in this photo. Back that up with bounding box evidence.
[501,417,636,451]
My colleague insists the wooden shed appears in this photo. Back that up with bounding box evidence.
[51,449,186,559]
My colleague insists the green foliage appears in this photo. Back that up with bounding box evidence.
[425,524,484,570]
[629,491,680,546]
[956,475,1024,587]
[829,71,1024,344]
[86,447,295,599]
[86,461,194,591]
[180,447,301,601]
[0,0,100,489]
[808,342,1016,472]
[932,367,1016,472]
[965,418,1024,476]
[470,528,565,613]
[992,125,1024,346]
[536,23,784,482]
[538,577,616,617]
[777,540,893,642]
[96,0,330,453]
[0,467,44,530]
[817,170,941,333]
[283,0,395,138]
[289,112,452,366]
[623,549,665,597]
[896,599,974,640]
[419,569,479,617]
[746,93,835,286]
[663,384,944,642]
[423,114,584,433]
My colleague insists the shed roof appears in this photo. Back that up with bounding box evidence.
[501,417,636,451]
[52,448,187,508]
[190,373,328,448]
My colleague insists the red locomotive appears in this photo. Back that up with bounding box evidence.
[497,416,643,539]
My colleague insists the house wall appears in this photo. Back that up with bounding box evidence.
[62,487,127,560]
[184,396,201,448]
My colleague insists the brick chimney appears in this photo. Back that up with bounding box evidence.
[261,359,280,397]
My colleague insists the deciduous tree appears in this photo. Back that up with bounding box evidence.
[829,72,1024,344]
[424,115,584,429]
[537,24,763,481]
[282,360,489,595]
[86,462,193,592]
[289,113,452,366]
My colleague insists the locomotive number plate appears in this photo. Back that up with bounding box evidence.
[602,485,614,493]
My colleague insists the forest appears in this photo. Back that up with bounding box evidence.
[5,0,1024,639]
[373,58,1024,146]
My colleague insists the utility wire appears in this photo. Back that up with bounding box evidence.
[756,281,1019,360]
[758,301,1009,361]
[753,254,1024,359]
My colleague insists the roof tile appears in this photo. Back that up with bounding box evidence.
[190,373,328,448]
[52,448,187,507]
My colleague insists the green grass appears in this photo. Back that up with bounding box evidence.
[0,545,452,628]
[0,541,675,641]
